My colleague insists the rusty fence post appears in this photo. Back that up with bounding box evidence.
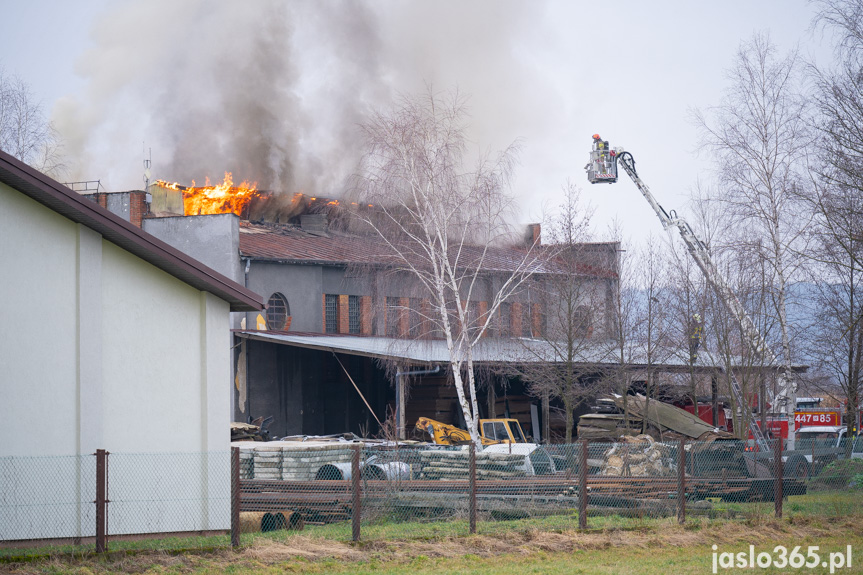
[95,449,107,553]
[231,446,240,548]
[677,439,686,525]
[352,444,361,542]
[774,438,783,518]
[578,440,588,530]
[469,442,477,534]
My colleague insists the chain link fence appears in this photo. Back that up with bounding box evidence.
[2,436,861,555]
[0,451,233,557]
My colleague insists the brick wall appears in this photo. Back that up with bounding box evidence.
[129,191,148,228]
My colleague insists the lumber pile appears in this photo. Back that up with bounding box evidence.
[600,435,674,477]
[418,450,527,479]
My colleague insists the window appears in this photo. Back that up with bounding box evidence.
[266,293,290,330]
[498,302,512,337]
[409,298,423,337]
[574,305,593,338]
[482,421,510,441]
[325,294,339,333]
[386,297,401,337]
[348,295,361,334]
[521,302,533,337]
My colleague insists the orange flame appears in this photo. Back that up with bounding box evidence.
[154,172,260,216]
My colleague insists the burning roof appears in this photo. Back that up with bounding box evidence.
[149,173,353,223]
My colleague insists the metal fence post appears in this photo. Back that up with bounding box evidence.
[231,446,240,548]
[578,440,588,530]
[469,442,477,534]
[774,438,783,518]
[95,449,107,553]
[677,439,686,525]
[352,444,361,542]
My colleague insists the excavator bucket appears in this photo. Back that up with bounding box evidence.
[586,136,618,184]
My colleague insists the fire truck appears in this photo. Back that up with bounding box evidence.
[586,135,798,456]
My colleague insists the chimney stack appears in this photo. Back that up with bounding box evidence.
[526,223,541,246]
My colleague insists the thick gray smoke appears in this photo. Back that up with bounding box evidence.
[53,0,548,196]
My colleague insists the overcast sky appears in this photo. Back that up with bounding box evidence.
[0,0,832,244]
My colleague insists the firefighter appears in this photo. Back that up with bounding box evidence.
[593,134,609,174]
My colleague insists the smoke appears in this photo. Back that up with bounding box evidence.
[53,0,551,196]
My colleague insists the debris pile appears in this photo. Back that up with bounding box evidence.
[579,394,735,442]
[600,435,675,477]
[418,450,527,480]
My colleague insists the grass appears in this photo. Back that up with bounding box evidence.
[6,520,862,575]
[2,490,861,573]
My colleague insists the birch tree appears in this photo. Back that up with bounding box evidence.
[0,68,63,175]
[354,89,540,445]
[807,0,863,443]
[693,33,813,401]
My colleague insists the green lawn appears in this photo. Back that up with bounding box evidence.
[2,490,861,574]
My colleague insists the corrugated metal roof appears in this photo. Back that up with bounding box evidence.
[235,331,790,371]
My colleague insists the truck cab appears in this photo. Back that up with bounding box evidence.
[480,419,527,444]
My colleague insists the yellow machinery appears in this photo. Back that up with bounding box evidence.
[415,417,528,446]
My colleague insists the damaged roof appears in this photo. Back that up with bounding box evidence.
[0,151,265,312]
[239,221,618,277]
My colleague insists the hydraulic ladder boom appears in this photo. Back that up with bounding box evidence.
[601,147,795,450]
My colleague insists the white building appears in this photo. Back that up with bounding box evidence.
[0,151,264,540]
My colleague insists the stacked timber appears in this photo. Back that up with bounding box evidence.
[418,450,527,480]
[600,435,674,477]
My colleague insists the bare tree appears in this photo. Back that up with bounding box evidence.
[693,33,813,385]
[0,68,63,175]
[665,237,710,411]
[806,0,863,442]
[507,182,604,442]
[604,219,641,432]
[632,235,675,434]
[353,89,540,445]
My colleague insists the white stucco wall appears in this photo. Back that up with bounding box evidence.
[0,182,232,539]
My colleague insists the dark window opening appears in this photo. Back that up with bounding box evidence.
[386,297,401,337]
[348,295,361,334]
[325,294,339,333]
[498,302,512,337]
[574,305,593,338]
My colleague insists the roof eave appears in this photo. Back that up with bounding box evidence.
[0,152,264,312]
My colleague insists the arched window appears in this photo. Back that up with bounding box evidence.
[574,305,593,338]
[266,293,290,330]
